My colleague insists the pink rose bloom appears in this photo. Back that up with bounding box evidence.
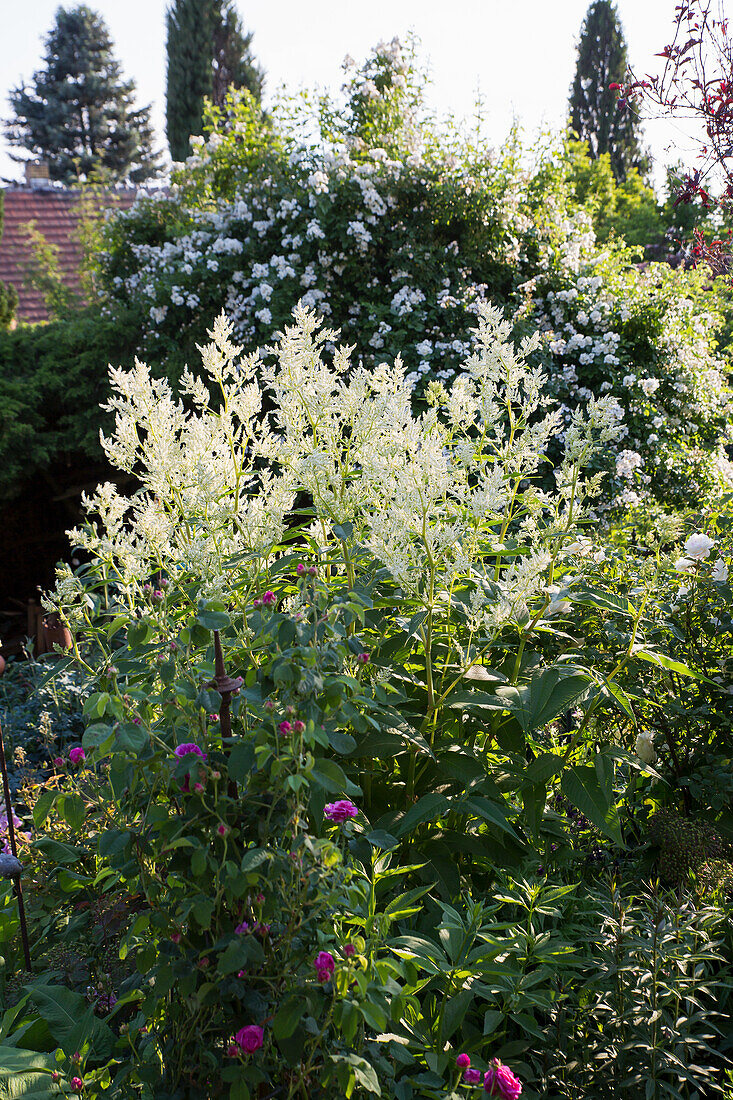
[235,1025,264,1053]
[314,950,335,982]
[324,800,358,824]
[278,721,292,735]
[68,747,86,765]
[464,1068,482,1085]
[174,743,207,760]
[71,1078,84,1093]
[484,1061,522,1099]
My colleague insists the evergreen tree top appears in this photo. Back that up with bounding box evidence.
[569,0,647,181]
[5,4,160,184]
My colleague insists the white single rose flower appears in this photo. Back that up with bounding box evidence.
[635,732,657,765]
[683,533,715,560]
[711,558,729,584]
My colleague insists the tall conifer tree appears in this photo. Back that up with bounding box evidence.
[569,0,646,181]
[5,5,160,183]
[166,0,263,163]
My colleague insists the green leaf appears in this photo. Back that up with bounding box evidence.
[524,752,564,785]
[32,791,57,830]
[228,743,255,784]
[26,985,113,1058]
[196,609,231,631]
[497,668,592,734]
[240,848,268,872]
[358,1000,386,1033]
[59,794,85,832]
[605,681,636,722]
[82,722,114,751]
[365,830,399,850]
[463,796,521,844]
[310,758,358,797]
[632,649,711,682]
[327,728,357,754]
[393,793,449,838]
[561,765,624,846]
[273,997,304,1040]
[441,989,473,1039]
[127,619,152,647]
[329,1054,381,1096]
[0,1047,56,1077]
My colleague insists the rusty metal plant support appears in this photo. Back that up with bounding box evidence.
[209,631,243,798]
[0,719,31,970]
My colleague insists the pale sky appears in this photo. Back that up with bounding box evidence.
[0,0,719,187]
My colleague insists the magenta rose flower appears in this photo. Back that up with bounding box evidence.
[174,743,207,760]
[234,1025,264,1053]
[314,950,335,982]
[324,800,358,824]
[484,1060,522,1099]
[68,747,86,765]
[464,1067,482,1085]
[456,1053,471,1070]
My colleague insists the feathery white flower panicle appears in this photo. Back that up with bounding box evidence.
[51,300,616,631]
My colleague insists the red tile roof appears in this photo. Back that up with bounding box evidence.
[0,187,137,325]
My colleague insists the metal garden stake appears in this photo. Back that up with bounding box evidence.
[0,718,31,970]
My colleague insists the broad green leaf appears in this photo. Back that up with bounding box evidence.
[463,797,521,844]
[32,791,57,830]
[632,649,711,682]
[196,609,231,631]
[329,1054,381,1095]
[82,723,114,751]
[441,989,473,1039]
[561,765,624,846]
[497,668,592,734]
[393,793,449,838]
[240,848,268,872]
[273,998,303,1040]
[26,986,113,1058]
[228,743,255,784]
[0,1047,56,1077]
[605,681,636,722]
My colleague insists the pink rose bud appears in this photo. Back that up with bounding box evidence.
[217,824,228,836]
[253,598,262,609]
[457,1053,471,1070]
[292,720,305,733]
[307,565,317,577]
[296,563,306,575]
[278,721,292,735]
[357,652,369,665]
[262,591,275,605]
[53,756,65,767]
[171,932,181,944]
[68,747,86,765]
[194,782,205,793]
[343,943,356,957]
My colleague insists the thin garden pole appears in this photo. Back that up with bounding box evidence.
[210,630,243,797]
[0,718,31,970]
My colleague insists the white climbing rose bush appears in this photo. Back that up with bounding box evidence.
[95,38,732,514]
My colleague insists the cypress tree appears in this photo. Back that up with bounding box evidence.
[5,5,160,184]
[569,0,647,181]
[166,0,264,163]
